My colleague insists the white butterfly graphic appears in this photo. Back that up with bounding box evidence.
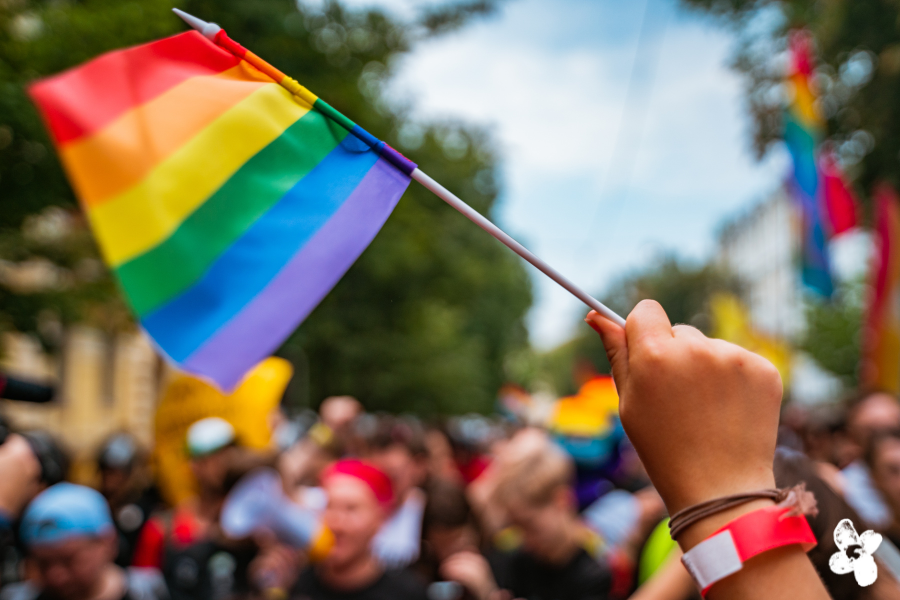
[829,518,883,587]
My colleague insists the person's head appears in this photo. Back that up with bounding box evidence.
[187,417,236,495]
[367,418,428,508]
[319,396,363,433]
[847,391,900,448]
[97,433,139,501]
[495,430,577,564]
[20,483,117,600]
[320,459,392,570]
[868,429,900,515]
[421,479,481,563]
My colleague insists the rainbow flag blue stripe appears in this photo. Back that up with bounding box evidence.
[29,31,414,389]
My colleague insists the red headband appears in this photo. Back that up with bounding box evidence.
[322,459,393,506]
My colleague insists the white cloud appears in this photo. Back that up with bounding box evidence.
[376,0,789,347]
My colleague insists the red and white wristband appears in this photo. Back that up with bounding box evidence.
[680,505,817,596]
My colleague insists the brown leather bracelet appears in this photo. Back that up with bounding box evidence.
[668,484,817,540]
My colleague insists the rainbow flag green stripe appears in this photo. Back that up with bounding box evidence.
[29,30,416,390]
[117,109,348,316]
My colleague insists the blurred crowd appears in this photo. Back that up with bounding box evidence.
[3,386,900,600]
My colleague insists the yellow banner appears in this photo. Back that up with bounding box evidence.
[153,357,293,505]
[710,293,792,385]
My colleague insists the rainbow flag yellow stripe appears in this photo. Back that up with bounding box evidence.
[30,31,414,389]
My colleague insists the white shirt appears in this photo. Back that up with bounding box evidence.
[372,488,425,569]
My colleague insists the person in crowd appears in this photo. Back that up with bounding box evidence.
[291,459,428,600]
[132,417,256,600]
[841,391,900,528]
[423,427,461,485]
[96,433,160,567]
[278,422,341,513]
[450,428,613,599]
[462,428,612,600]
[318,396,363,452]
[0,428,69,587]
[0,483,167,600]
[367,419,428,569]
[867,429,900,548]
[0,433,43,584]
[417,479,485,593]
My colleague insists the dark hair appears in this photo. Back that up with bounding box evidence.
[864,428,900,472]
[422,479,477,539]
[417,479,483,584]
[369,416,427,458]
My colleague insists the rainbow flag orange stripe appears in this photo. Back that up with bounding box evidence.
[30,31,414,389]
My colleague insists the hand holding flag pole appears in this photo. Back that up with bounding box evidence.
[173,8,626,329]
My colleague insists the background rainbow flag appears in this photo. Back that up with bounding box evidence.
[783,30,857,298]
[29,31,414,390]
[863,185,900,393]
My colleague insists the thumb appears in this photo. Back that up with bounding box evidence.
[585,311,628,388]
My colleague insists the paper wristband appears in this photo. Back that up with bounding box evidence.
[680,505,817,596]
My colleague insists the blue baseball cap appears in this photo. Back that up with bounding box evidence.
[20,483,113,547]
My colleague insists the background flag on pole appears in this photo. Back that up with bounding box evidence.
[783,30,859,298]
[28,31,414,390]
[862,185,900,394]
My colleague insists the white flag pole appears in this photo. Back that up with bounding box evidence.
[174,8,627,329]
[411,170,626,327]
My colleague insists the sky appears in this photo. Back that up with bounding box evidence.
[334,0,793,347]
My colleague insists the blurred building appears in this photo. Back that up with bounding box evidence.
[718,187,842,404]
[0,328,162,481]
[718,188,803,339]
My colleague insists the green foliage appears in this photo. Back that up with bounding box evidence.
[680,0,900,197]
[800,279,864,387]
[0,0,177,344]
[0,0,531,413]
[538,255,741,396]
[678,0,892,384]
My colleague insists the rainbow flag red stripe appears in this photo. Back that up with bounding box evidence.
[29,31,414,389]
[863,185,900,393]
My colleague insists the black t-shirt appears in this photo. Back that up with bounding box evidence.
[490,548,612,600]
[292,567,428,600]
[163,539,256,600]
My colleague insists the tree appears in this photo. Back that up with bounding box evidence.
[539,255,740,396]
[0,0,530,414]
[679,0,885,384]
[800,278,865,388]
[680,0,899,196]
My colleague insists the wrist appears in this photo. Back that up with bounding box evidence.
[676,498,777,552]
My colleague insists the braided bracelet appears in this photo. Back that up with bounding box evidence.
[670,484,819,596]
[668,483,818,540]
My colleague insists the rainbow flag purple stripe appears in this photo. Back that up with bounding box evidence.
[29,31,414,389]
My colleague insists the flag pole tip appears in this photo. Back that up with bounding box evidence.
[172,8,221,40]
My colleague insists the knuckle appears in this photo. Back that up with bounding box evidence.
[640,340,667,367]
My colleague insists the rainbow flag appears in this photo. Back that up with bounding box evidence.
[783,30,858,298]
[29,31,415,390]
[549,375,622,468]
[862,185,900,394]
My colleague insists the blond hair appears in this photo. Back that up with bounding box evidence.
[495,430,574,508]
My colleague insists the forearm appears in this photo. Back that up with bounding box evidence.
[709,545,830,600]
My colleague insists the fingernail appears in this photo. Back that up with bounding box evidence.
[585,318,602,335]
